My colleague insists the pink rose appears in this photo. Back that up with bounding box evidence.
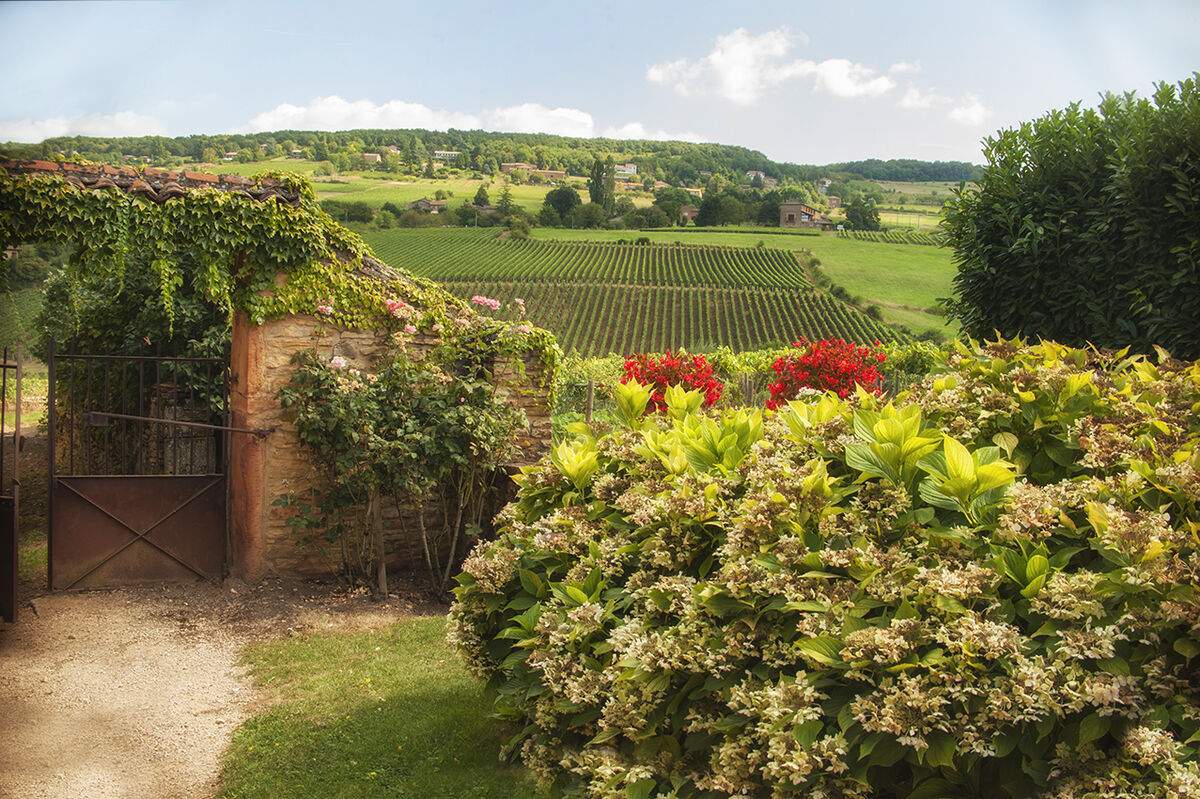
[404,324,417,334]
[316,304,334,316]
[329,355,348,370]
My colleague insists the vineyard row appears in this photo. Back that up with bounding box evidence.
[441,280,902,355]
[366,229,814,289]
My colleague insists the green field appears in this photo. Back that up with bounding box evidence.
[529,228,958,336]
[362,228,900,354]
[873,180,961,205]
[186,158,592,213]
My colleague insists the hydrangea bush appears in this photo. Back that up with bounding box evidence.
[450,338,1200,799]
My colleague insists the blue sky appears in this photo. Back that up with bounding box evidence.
[1,0,1197,163]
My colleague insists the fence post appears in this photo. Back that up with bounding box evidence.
[585,378,594,423]
[741,375,753,406]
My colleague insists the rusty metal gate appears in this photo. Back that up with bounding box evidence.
[1,347,20,622]
[47,344,232,590]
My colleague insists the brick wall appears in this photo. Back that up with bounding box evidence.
[228,312,552,579]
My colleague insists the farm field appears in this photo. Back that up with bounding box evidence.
[185,158,599,213]
[529,228,958,336]
[873,179,961,204]
[361,228,900,353]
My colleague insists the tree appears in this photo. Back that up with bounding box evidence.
[696,193,746,226]
[944,74,1200,358]
[496,183,514,215]
[537,205,562,227]
[473,184,490,207]
[845,196,881,231]
[652,187,693,225]
[588,156,616,211]
[544,185,582,218]
[566,203,608,229]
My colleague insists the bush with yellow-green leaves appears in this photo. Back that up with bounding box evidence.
[450,339,1200,799]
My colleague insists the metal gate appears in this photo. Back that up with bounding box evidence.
[47,344,231,590]
[1,346,20,622]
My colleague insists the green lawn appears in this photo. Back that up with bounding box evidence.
[219,615,540,799]
[531,228,959,336]
[310,177,553,214]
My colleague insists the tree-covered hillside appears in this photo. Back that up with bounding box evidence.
[0,128,981,186]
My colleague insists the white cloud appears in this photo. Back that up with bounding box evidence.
[888,61,922,75]
[898,85,950,110]
[600,122,706,142]
[646,28,894,105]
[792,59,896,99]
[244,96,599,138]
[239,95,710,144]
[481,103,595,137]
[0,111,165,142]
[245,96,479,132]
[948,94,992,126]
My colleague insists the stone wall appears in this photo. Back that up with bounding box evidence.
[228,312,551,580]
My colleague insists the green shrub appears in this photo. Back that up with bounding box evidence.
[944,74,1200,359]
[451,338,1200,798]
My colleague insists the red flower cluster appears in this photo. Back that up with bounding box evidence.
[622,352,724,412]
[766,338,886,408]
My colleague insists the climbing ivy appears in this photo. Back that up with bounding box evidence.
[0,166,559,377]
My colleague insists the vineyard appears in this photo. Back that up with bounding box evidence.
[837,229,941,246]
[641,226,822,237]
[362,228,902,354]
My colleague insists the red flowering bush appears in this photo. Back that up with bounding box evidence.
[622,351,723,412]
[766,337,886,408]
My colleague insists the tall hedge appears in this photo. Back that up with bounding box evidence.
[943,74,1200,358]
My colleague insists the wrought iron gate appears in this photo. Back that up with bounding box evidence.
[47,344,231,590]
[1,346,20,622]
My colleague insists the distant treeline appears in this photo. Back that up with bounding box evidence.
[0,128,982,185]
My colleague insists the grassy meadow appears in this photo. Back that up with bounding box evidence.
[187,157,636,214]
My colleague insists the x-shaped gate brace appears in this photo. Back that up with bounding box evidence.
[57,476,225,590]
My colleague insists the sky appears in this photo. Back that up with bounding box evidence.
[1,1,1197,165]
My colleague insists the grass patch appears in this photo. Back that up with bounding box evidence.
[219,615,540,799]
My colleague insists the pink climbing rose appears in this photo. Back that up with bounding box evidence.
[470,295,502,311]
[386,298,414,319]
[404,324,417,334]
[316,304,334,316]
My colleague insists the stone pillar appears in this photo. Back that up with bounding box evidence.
[228,311,267,580]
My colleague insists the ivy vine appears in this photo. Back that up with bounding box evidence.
[0,166,559,379]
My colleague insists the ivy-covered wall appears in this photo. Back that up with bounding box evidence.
[1,160,556,580]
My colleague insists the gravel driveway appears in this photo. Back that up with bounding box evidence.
[0,589,249,799]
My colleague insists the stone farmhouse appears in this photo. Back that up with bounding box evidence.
[499,162,566,181]
[780,201,835,230]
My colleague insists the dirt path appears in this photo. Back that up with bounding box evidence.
[0,580,431,799]
[0,590,248,799]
